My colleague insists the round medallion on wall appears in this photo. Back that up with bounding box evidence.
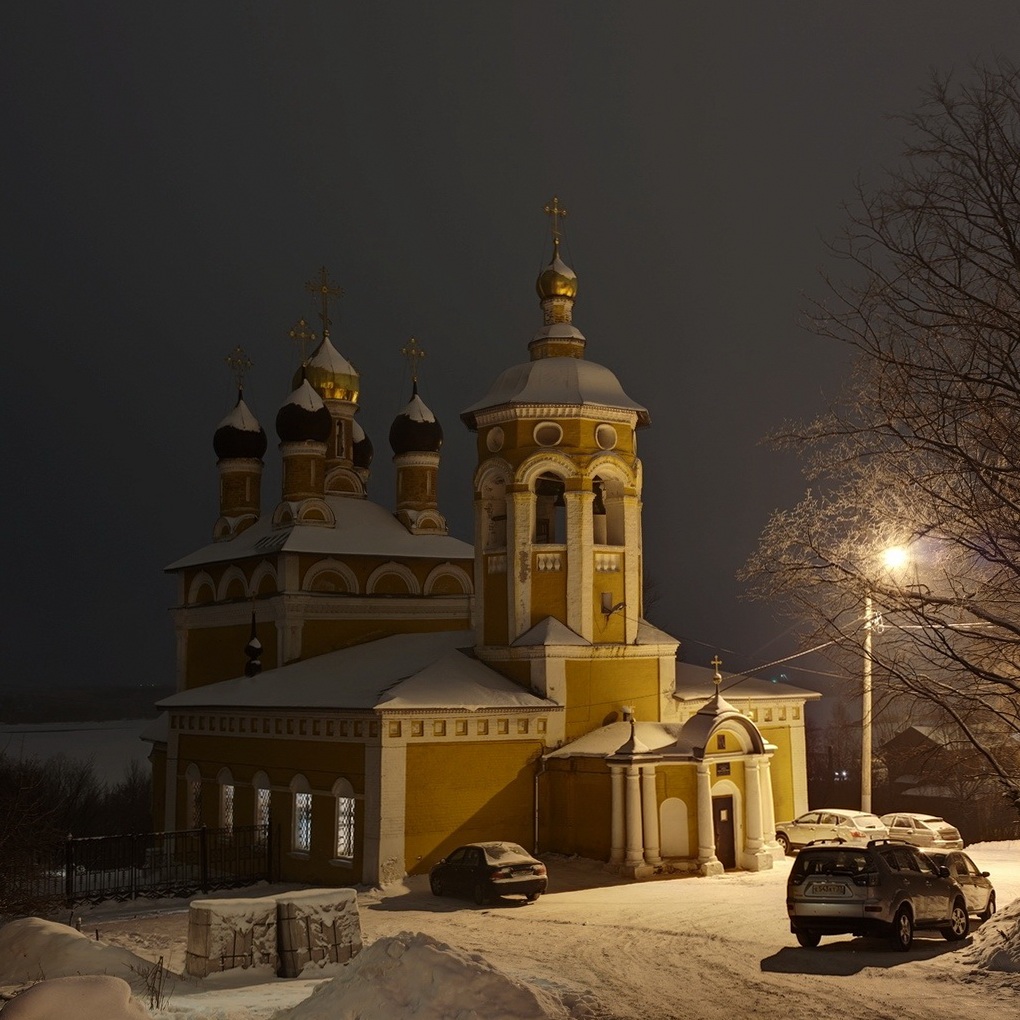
[534,421,563,447]
[595,424,618,450]
[486,426,504,452]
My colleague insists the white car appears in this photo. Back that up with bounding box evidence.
[880,813,964,850]
[774,809,889,854]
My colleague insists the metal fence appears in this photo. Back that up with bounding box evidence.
[2,824,272,915]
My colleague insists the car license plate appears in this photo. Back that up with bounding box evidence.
[810,883,848,896]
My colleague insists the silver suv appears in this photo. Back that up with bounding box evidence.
[787,839,969,950]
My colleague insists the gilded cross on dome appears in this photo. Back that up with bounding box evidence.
[711,656,723,688]
[305,266,343,336]
[401,337,426,383]
[543,195,567,253]
[288,317,317,364]
[225,345,253,390]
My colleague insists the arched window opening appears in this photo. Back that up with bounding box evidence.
[592,478,608,544]
[600,476,626,546]
[333,779,356,861]
[535,472,566,544]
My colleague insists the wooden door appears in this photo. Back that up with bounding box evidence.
[713,796,736,869]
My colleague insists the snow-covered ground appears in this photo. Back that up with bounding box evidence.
[2,842,1018,1019]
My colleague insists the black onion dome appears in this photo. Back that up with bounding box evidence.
[352,420,374,469]
[276,378,333,443]
[388,382,443,454]
[214,391,268,460]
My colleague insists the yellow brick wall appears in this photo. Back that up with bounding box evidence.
[186,624,273,688]
[539,758,612,859]
[563,657,660,740]
[404,741,542,873]
[530,561,567,627]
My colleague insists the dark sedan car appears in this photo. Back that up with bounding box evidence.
[923,849,996,921]
[429,841,548,904]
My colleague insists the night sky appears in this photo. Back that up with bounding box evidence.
[3,3,1018,697]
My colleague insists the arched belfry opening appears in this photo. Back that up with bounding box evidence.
[535,472,566,544]
[593,474,626,546]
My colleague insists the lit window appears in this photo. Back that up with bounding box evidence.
[221,785,234,832]
[294,793,312,852]
[335,797,355,858]
[256,787,271,831]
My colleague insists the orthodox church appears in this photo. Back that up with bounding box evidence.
[147,202,818,886]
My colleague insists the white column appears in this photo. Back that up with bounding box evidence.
[760,755,778,847]
[472,496,486,646]
[565,489,594,641]
[696,762,721,874]
[640,764,661,865]
[609,765,625,866]
[507,489,535,641]
[744,758,764,852]
[624,765,644,868]
[364,740,407,886]
[622,494,641,644]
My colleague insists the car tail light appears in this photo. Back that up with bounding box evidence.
[533,864,547,877]
[853,872,880,888]
[491,867,514,879]
[849,828,864,838]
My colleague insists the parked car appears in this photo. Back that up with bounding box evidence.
[923,849,995,920]
[429,841,548,905]
[880,813,964,850]
[774,809,889,853]
[786,838,969,950]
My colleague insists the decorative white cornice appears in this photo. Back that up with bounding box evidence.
[171,593,473,628]
[469,405,639,429]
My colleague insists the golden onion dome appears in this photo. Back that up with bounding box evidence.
[292,334,360,402]
[536,240,578,301]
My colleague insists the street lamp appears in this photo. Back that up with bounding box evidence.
[861,545,909,814]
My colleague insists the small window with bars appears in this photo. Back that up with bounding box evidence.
[293,792,312,853]
[221,784,234,832]
[335,796,355,860]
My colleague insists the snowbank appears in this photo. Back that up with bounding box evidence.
[276,931,596,1020]
[0,917,156,989]
[1,975,148,1020]
[964,895,1020,972]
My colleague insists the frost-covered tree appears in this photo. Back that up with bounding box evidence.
[743,62,1020,815]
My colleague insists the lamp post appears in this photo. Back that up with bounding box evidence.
[861,546,909,815]
[862,593,874,813]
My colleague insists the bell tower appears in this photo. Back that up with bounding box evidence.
[462,200,676,740]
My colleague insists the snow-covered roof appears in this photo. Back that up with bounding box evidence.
[216,398,261,432]
[511,617,591,647]
[672,662,822,702]
[546,720,679,758]
[307,335,357,377]
[398,393,437,423]
[286,378,327,411]
[674,691,766,757]
[157,630,556,713]
[531,323,586,342]
[461,357,650,428]
[166,494,472,570]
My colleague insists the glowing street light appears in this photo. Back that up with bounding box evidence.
[861,545,910,814]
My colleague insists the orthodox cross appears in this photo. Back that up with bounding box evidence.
[711,655,723,688]
[225,345,253,391]
[401,337,426,384]
[288,317,317,364]
[305,266,342,337]
[544,195,567,251]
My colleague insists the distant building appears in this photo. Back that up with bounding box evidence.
[146,208,819,884]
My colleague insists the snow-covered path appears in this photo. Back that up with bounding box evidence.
[10,841,1018,1020]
